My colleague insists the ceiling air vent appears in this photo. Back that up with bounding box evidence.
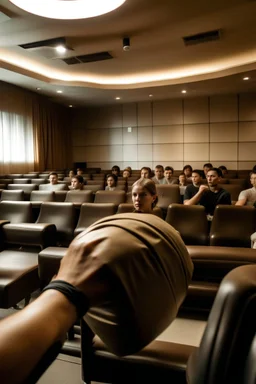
[61,51,113,65]
[183,29,221,46]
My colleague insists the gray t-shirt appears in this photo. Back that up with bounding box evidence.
[151,176,168,184]
[238,187,256,206]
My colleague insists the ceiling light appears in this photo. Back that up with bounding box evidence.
[56,45,67,54]
[115,97,121,100]
[69,105,73,108]
[181,90,187,94]
[243,76,250,80]
[57,90,63,94]
[149,94,153,97]
[9,0,127,20]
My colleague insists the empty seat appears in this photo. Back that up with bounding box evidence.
[31,178,47,185]
[0,201,33,224]
[54,191,67,202]
[165,204,209,245]
[94,190,126,205]
[74,203,117,236]
[6,174,22,179]
[23,173,38,179]
[65,190,93,205]
[83,185,103,192]
[8,184,38,200]
[39,183,68,191]
[1,189,24,201]
[210,205,256,247]
[0,178,13,186]
[30,190,54,203]
[13,178,31,184]
[155,185,181,211]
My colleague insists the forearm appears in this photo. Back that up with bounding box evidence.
[0,290,77,384]
[184,191,203,205]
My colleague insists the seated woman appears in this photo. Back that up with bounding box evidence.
[179,173,188,202]
[105,174,118,191]
[68,170,75,179]
[123,168,131,178]
[140,167,152,179]
[69,175,84,190]
[132,178,158,213]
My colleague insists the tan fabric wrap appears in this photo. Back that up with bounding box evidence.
[75,213,193,356]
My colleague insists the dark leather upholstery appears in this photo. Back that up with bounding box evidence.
[1,189,24,201]
[186,265,256,384]
[94,190,126,204]
[219,184,243,202]
[210,205,256,247]
[65,190,94,205]
[165,204,209,245]
[0,201,33,223]
[8,184,38,200]
[74,203,117,236]
[117,203,163,218]
[156,185,181,210]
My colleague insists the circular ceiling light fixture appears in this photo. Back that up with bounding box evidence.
[8,0,127,20]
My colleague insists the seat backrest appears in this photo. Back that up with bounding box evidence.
[219,184,242,202]
[0,189,24,201]
[0,201,33,223]
[94,190,126,205]
[65,190,93,204]
[30,190,54,202]
[83,185,103,192]
[210,205,256,247]
[155,185,181,209]
[74,203,117,236]
[39,183,68,191]
[54,190,67,202]
[23,173,38,179]
[36,202,76,246]
[13,178,31,184]
[117,203,163,218]
[31,178,47,185]
[166,204,209,245]
[186,265,256,384]
[7,184,38,200]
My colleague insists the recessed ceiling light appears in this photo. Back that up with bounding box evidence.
[69,105,73,108]
[181,90,187,94]
[149,94,153,97]
[57,90,63,94]
[56,45,67,54]
[36,87,41,90]
[115,97,121,100]
[9,0,127,20]
[243,76,250,80]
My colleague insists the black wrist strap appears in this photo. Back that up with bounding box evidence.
[42,280,89,318]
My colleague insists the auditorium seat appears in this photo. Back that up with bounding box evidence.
[39,183,68,191]
[209,205,256,247]
[165,204,209,245]
[13,178,31,184]
[83,185,103,192]
[23,173,38,179]
[117,203,163,218]
[94,190,126,205]
[6,174,22,179]
[30,190,54,204]
[54,190,67,202]
[7,183,38,200]
[1,189,24,201]
[219,184,243,202]
[65,190,94,206]
[155,185,181,213]
[74,203,117,236]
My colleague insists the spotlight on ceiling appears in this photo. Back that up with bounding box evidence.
[123,37,130,52]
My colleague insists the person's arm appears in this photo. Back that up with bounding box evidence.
[184,185,209,205]
[235,191,247,206]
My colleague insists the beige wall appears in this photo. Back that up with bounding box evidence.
[71,93,256,170]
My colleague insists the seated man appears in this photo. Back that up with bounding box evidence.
[69,175,84,190]
[185,168,231,216]
[236,171,256,206]
[203,163,213,178]
[140,167,151,179]
[49,172,59,185]
[151,165,167,184]
[184,170,206,205]
[164,166,178,184]
[47,172,68,191]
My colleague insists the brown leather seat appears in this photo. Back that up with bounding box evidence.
[39,183,68,191]
[219,184,243,202]
[0,201,33,224]
[187,265,256,384]
[156,185,182,211]
[8,183,38,200]
[83,185,103,192]
[94,190,126,205]
[0,189,24,201]
[210,205,256,247]
[31,178,47,185]
[74,203,117,236]
[165,204,209,245]
[65,190,93,205]
[54,190,67,202]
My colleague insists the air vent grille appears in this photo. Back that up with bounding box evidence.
[183,29,221,46]
[62,51,113,65]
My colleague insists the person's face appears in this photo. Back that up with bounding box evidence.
[250,173,256,188]
[204,166,211,176]
[164,170,173,180]
[184,168,192,177]
[123,170,130,178]
[192,172,202,186]
[77,170,83,176]
[49,174,58,185]
[179,175,186,184]
[112,169,119,176]
[69,171,75,178]
[132,185,156,213]
[71,178,82,190]
[155,168,164,179]
[107,176,115,187]
[141,169,150,179]
[207,170,220,187]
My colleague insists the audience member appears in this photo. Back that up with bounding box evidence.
[68,170,75,178]
[105,174,118,191]
[49,172,59,185]
[76,168,84,176]
[184,170,207,205]
[164,166,178,184]
[236,171,256,206]
[186,168,231,216]
[179,172,188,201]
[183,165,192,181]
[203,163,213,178]
[219,165,228,177]
[69,175,84,190]
[111,165,120,177]
[132,178,158,213]
[151,165,167,184]
[140,167,151,179]
[123,168,131,178]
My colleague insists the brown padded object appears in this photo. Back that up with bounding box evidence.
[155,185,181,209]
[74,213,193,356]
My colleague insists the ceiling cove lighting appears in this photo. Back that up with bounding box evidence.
[181,90,187,94]
[243,76,250,80]
[8,0,127,20]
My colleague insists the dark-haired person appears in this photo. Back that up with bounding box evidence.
[111,165,120,177]
[219,165,228,177]
[152,165,167,184]
[69,175,84,190]
[105,174,118,191]
[183,165,192,181]
[132,178,158,213]
[164,166,178,184]
[140,167,151,179]
[203,163,213,178]
[184,170,207,205]
[236,171,256,206]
